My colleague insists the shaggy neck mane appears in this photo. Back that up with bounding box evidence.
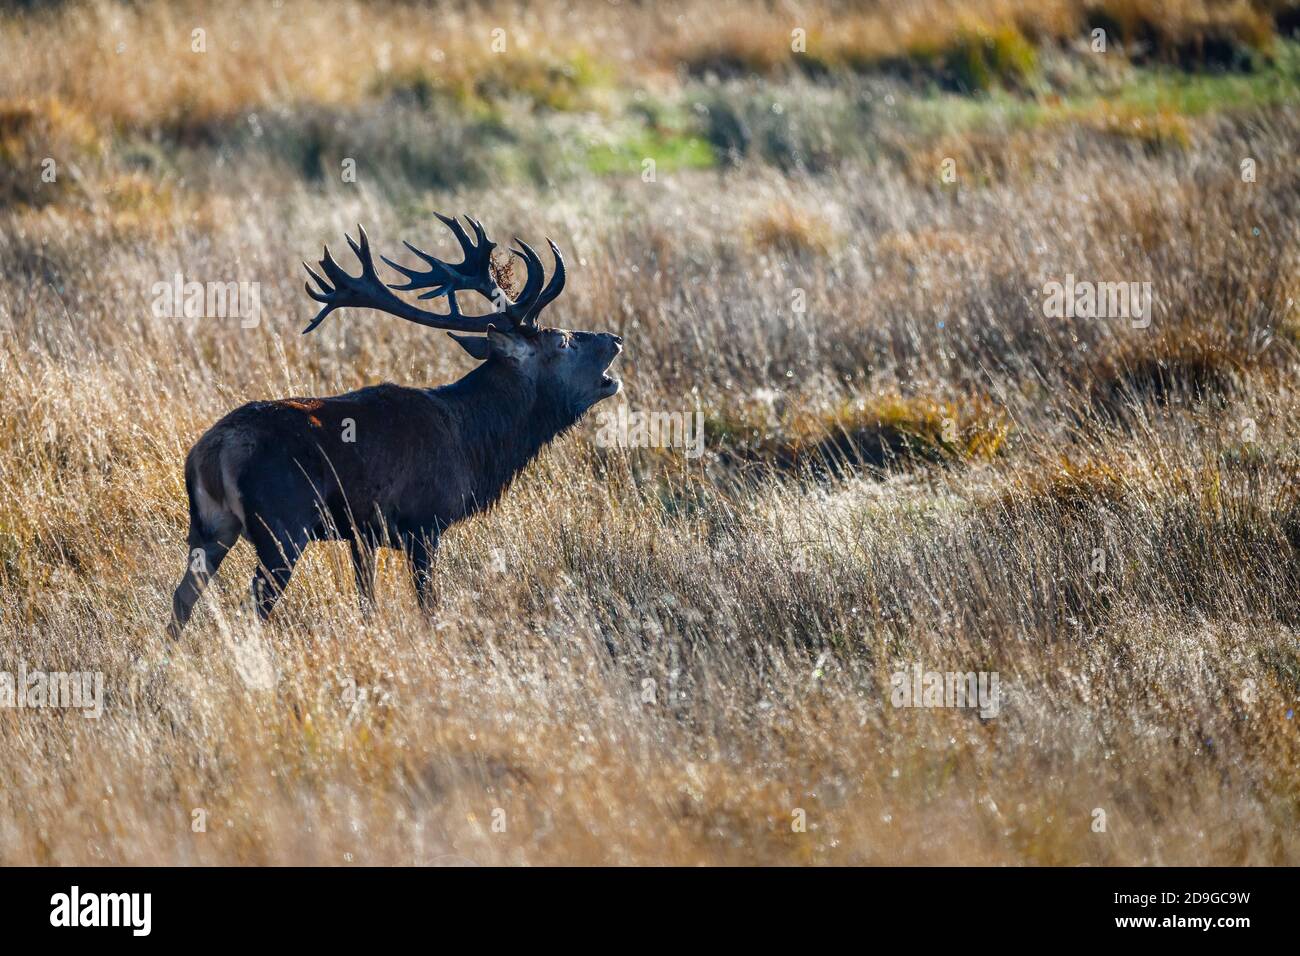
[437,360,583,510]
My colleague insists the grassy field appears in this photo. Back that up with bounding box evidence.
[1,0,1299,865]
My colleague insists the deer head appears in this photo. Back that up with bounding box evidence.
[302,214,623,416]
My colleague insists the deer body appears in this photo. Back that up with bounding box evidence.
[166,215,621,637]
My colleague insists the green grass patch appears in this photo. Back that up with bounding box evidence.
[585,126,715,176]
[903,38,1300,141]
[1104,40,1300,116]
[370,49,618,116]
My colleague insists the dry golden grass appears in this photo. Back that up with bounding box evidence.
[744,199,840,256]
[1,0,1299,865]
[3,0,1290,131]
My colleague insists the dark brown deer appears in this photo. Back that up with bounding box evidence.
[165,214,622,637]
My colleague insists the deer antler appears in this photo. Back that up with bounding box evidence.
[302,214,565,337]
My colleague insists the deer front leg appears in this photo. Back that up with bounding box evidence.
[349,538,377,615]
[404,530,440,614]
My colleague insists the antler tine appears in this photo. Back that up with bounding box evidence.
[344,224,373,268]
[521,239,566,326]
[509,239,547,320]
[435,211,484,256]
[382,239,456,286]
[301,242,358,333]
[465,215,493,251]
[303,263,331,300]
[382,242,454,299]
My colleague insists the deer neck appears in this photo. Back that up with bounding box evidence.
[441,362,578,507]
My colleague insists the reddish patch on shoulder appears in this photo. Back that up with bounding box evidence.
[277,398,324,427]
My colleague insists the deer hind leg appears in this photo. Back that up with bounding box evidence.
[167,510,241,640]
[247,520,310,621]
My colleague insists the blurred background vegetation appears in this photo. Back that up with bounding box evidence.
[2,1,1300,865]
[4,0,1299,203]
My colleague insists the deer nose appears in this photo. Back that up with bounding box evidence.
[611,335,623,349]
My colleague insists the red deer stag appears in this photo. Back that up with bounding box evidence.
[166,214,622,637]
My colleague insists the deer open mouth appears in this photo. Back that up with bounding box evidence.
[598,342,622,395]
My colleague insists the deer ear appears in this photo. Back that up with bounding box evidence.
[485,325,531,363]
[447,332,492,361]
